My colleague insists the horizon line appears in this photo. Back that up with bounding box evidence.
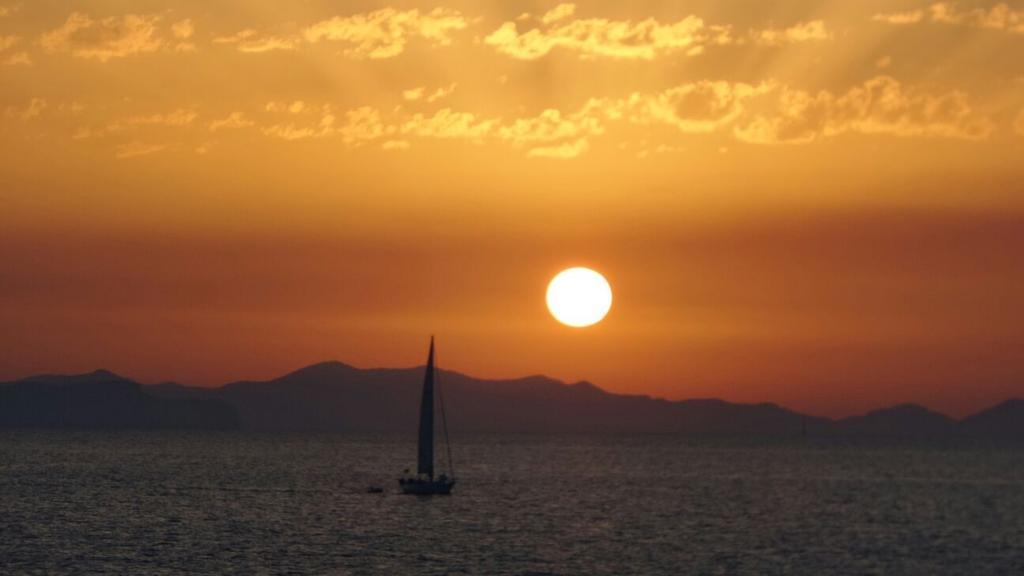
[4,362,1019,423]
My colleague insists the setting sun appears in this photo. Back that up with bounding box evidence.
[546,267,613,328]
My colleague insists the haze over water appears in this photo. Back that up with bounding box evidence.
[3,432,1021,575]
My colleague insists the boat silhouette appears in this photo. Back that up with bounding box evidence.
[398,336,456,495]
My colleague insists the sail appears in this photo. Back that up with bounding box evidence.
[416,337,435,478]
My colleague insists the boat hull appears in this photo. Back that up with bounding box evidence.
[398,478,455,495]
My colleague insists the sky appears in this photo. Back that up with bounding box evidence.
[1,0,1023,418]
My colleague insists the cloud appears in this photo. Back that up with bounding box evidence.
[496,108,604,152]
[353,105,601,158]
[260,104,494,146]
[115,141,166,159]
[2,50,30,65]
[171,19,194,39]
[484,11,732,60]
[338,106,393,145]
[0,34,27,65]
[733,76,993,144]
[263,125,320,140]
[874,3,1024,34]
[58,101,85,115]
[402,86,426,101]
[69,108,195,141]
[265,100,308,114]
[4,97,45,121]
[401,108,495,140]
[109,109,197,130]
[0,4,20,18]
[872,10,925,25]
[0,35,29,65]
[88,77,989,161]
[427,84,458,103]
[403,83,457,102]
[495,77,992,149]
[930,2,1024,33]
[1015,109,1024,136]
[262,104,338,141]
[39,12,169,62]
[484,9,828,59]
[269,87,751,159]
[541,3,576,25]
[0,35,29,66]
[753,20,831,45]
[591,80,776,133]
[303,8,468,58]
[209,112,254,131]
[274,103,599,157]
[262,123,332,141]
[213,29,299,53]
[171,18,195,52]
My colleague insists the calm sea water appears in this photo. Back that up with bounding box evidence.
[1,432,1022,575]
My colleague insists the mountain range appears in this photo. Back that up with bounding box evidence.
[1,362,1020,442]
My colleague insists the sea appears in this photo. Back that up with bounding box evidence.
[1,432,1022,575]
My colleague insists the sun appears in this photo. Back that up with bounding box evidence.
[546,267,613,328]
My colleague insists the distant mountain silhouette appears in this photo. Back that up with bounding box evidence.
[2,363,1021,442]
[959,399,1024,439]
[192,361,832,435]
[835,404,957,439]
[0,370,236,430]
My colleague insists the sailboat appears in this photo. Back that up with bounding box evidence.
[398,336,456,495]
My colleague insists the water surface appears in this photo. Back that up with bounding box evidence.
[1,432,1022,574]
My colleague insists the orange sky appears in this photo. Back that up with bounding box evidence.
[1,1,1023,418]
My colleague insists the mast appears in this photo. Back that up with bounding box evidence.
[416,336,435,478]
